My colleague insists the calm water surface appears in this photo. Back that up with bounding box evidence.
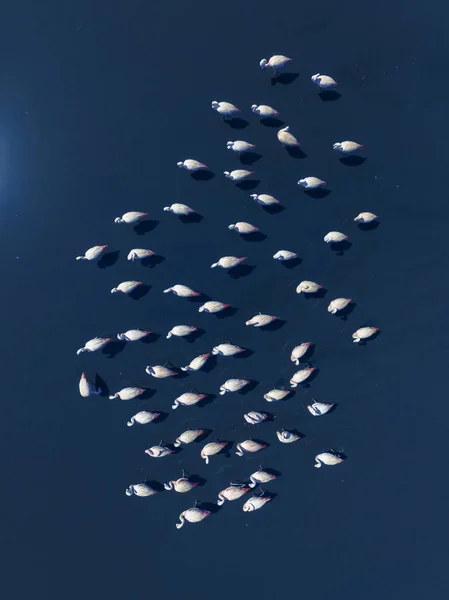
[1,1,449,598]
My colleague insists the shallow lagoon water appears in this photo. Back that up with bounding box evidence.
[1,1,449,598]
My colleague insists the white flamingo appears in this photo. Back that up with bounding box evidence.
[354,212,378,223]
[217,484,250,505]
[273,250,297,261]
[172,392,206,410]
[328,298,351,314]
[276,430,301,443]
[117,329,151,341]
[77,337,111,355]
[324,232,348,243]
[181,353,210,372]
[333,141,363,154]
[211,256,246,269]
[311,73,337,89]
[296,280,323,294]
[125,483,157,497]
[211,100,240,119]
[259,55,292,74]
[352,327,379,343]
[277,126,300,147]
[176,507,210,529]
[212,343,245,356]
[127,411,160,426]
[236,440,267,456]
[76,245,108,261]
[245,314,277,327]
[166,325,198,339]
[298,177,326,189]
[163,284,200,297]
[227,140,256,153]
[127,249,154,261]
[315,452,344,468]
[164,476,198,493]
[79,372,101,397]
[228,222,258,234]
[114,211,148,224]
[164,203,196,216]
[201,441,227,464]
[251,104,280,118]
[145,445,173,458]
[223,169,254,182]
[264,388,290,402]
[110,281,142,295]
[307,402,334,416]
[244,411,269,425]
[109,387,145,400]
[290,366,315,388]
[249,468,277,488]
[290,343,311,365]
[174,429,204,447]
[177,159,208,172]
[242,494,272,512]
[145,365,177,378]
[250,193,279,206]
[198,301,229,314]
[219,379,249,395]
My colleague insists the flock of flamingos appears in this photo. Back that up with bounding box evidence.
[76,55,379,529]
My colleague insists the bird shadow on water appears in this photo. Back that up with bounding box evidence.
[330,240,352,256]
[215,306,239,319]
[319,91,341,102]
[191,171,215,181]
[179,213,203,224]
[280,256,302,269]
[98,251,119,269]
[190,293,212,304]
[140,333,161,344]
[236,180,260,191]
[200,355,218,373]
[95,374,109,397]
[340,156,366,167]
[103,340,126,358]
[225,118,249,129]
[139,388,157,400]
[270,72,299,86]
[260,319,286,332]
[129,284,151,300]
[234,348,254,359]
[152,411,168,423]
[358,221,379,231]
[228,264,255,279]
[197,394,218,408]
[263,204,284,215]
[305,188,331,199]
[286,147,307,159]
[240,380,259,395]
[303,288,327,299]
[145,480,165,493]
[198,501,222,515]
[141,255,165,268]
[333,303,357,322]
[134,220,159,235]
[185,329,205,344]
[242,231,266,242]
[260,117,284,128]
[240,152,262,166]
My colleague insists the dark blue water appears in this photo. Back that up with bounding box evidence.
[2,1,449,598]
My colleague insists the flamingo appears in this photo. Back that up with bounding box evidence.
[125,483,157,497]
[109,387,145,400]
[198,301,229,314]
[235,440,266,456]
[79,372,101,397]
[315,452,344,468]
[176,507,210,529]
[259,55,292,75]
[114,211,148,224]
[352,327,379,343]
[77,337,111,355]
[327,298,352,314]
[307,402,334,416]
[110,281,142,295]
[76,245,108,261]
[163,284,200,297]
[219,379,249,395]
[172,392,206,410]
[127,411,160,426]
[290,343,311,365]
[174,429,204,447]
[201,441,227,464]
[290,366,315,388]
[117,329,151,341]
[217,484,250,505]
